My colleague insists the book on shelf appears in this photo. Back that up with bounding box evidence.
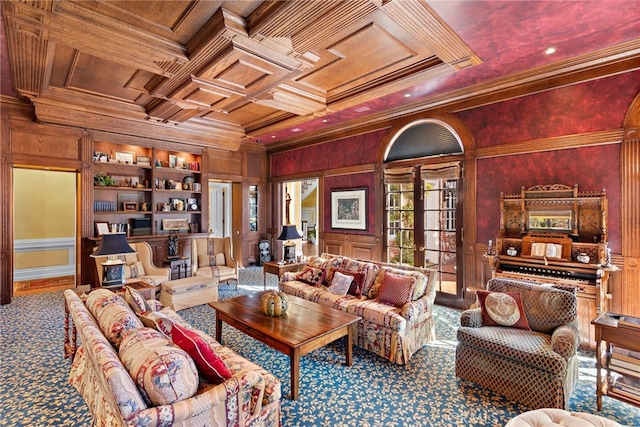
[611,387,640,401]
[609,356,640,377]
[612,346,640,364]
[608,363,640,379]
[614,375,640,393]
[618,315,640,329]
[610,382,640,400]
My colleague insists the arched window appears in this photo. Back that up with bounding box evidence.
[383,119,463,304]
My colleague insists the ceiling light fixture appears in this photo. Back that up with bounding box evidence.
[404,93,412,98]
[545,47,556,55]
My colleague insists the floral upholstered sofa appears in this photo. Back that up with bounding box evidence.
[279,253,436,364]
[64,288,281,426]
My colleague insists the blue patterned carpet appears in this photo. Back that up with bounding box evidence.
[1,267,639,426]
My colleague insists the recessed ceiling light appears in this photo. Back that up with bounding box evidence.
[271,135,276,138]
[355,106,371,113]
[404,93,411,98]
[545,47,556,55]
[322,119,328,123]
[291,128,302,132]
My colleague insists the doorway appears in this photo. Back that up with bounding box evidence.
[209,181,231,237]
[13,168,77,295]
[383,119,464,306]
[281,179,319,258]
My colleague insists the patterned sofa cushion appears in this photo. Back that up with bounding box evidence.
[368,267,428,301]
[487,279,577,333]
[119,327,199,406]
[456,325,568,374]
[85,289,143,348]
[346,299,407,331]
[339,257,380,296]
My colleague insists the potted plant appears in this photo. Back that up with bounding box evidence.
[307,229,316,244]
[93,172,114,187]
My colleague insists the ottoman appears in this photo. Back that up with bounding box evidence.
[505,409,622,427]
[160,276,218,311]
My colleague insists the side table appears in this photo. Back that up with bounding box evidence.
[592,312,640,410]
[163,256,190,280]
[262,261,305,290]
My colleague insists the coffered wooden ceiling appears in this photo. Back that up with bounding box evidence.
[2,1,640,150]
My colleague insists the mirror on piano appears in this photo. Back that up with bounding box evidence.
[527,210,572,232]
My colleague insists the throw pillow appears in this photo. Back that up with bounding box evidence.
[138,311,175,337]
[211,253,225,266]
[477,290,531,330]
[124,286,151,314]
[295,266,324,286]
[198,254,210,267]
[171,324,231,384]
[337,269,366,297]
[327,271,354,296]
[124,261,145,279]
[377,271,416,308]
[119,327,199,406]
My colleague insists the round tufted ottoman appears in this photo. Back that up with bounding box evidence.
[505,408,622,427]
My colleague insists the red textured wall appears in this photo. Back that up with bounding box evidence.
[270,129,385,177]
[457,71,640,147]
[324,172,375,235]
[476,145,621,252]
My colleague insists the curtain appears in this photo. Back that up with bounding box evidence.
[420,162,461,180]
[383,167,415,184]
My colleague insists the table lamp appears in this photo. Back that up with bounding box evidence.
[277,224,302,264]
[91,232,136,288]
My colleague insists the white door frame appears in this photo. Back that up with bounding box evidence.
[209,181,231,237]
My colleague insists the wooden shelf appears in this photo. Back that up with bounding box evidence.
[592,312,640,410]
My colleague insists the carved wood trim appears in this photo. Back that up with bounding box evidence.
[475,129,623,159]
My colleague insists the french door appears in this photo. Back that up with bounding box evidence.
[386,165,462,303]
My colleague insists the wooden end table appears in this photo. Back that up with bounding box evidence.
[210,291,360,399]
[163,256,190,279]
[262,261,305,289]
[592,312,640,410]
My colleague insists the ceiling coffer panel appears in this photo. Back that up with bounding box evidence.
[1,0,480,148]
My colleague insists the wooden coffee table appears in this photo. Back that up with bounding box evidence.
[209,291,361,399]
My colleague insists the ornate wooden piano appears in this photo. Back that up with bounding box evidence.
[487,184,616,349]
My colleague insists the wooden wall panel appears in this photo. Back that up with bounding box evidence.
[321,232,380,261]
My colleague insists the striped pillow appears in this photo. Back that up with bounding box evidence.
[377,271,416,308]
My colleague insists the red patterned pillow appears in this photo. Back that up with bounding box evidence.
[171,324,231,384]
[377,271,416,308]
[296,266,324,286]
[337,269,366,297]
[477,290,531,330]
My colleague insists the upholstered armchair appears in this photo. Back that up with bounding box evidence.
[93,241,170,287]
[455,278,580,409]
[191,237,239,289]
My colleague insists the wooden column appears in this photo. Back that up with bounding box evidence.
[619,92,640,316]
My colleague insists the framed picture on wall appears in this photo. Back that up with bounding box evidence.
[95,221,110,236]
[331,188,367,230]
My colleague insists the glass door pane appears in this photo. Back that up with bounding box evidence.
[423,179,458,295]
[386,183,415,265]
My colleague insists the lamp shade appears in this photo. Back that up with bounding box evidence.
[277,224,302,241]
[91,232,136,257]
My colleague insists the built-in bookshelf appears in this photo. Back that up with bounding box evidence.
[92,142,204,237]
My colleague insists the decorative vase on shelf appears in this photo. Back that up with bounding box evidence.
[506,247,517,257]
[577,253,590,264]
